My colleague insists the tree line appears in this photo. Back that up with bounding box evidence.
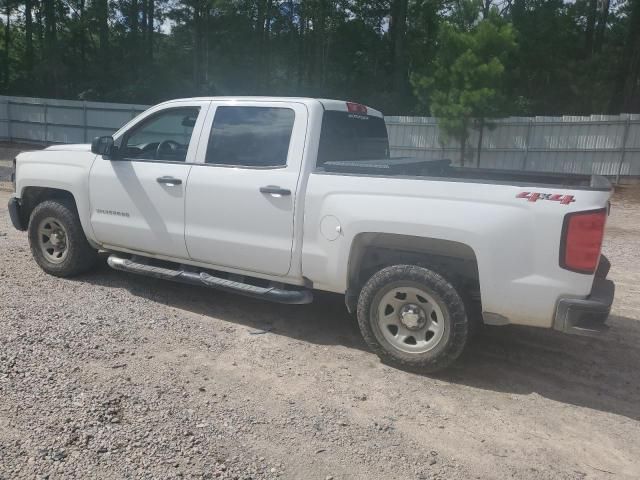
[1,0,639,117]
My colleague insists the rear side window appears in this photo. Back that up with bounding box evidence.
[205,106,295,167]
[317,111,389,168]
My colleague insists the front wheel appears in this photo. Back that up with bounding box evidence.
[357,265,469,372]
[28,199,98,277]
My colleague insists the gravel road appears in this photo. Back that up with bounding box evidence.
[1,182,639,480]
[0,163,12,183]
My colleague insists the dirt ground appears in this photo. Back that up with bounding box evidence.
[1,179,639,480]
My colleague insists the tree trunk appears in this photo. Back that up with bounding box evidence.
[130,0,139,78]
[621,44,640,112]
[609,0,640,112]
[256,0,266,45]
[79,0,86,82]
[390,0,408,93]
[193,3,202,91]
[98,0,108,62]
[131,0,139,38]
[314,0,327,91]
[96,0,109,96]
[3,0,10,89]
[594,0,610,52]
[263,0,273,88]
[255,0,267,90]
[585,0,597,57]
[147,0,154,59]
[204,4,209,87]
[141,0,148,44]
[25,0,34,80]
[297,10,306,88]
[43,0,57,94]
[35,3,44,60]
[482,0,492,18]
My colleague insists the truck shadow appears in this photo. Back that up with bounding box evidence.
[81,262,640,421]
[84,262,368,351]
[446,315,640,421]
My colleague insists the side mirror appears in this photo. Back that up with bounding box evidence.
[91,136,115,157]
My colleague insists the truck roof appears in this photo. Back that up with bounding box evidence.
[161,96,384,118]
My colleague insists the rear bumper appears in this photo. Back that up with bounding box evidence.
[553,275,615,337]
[7,197,26,231]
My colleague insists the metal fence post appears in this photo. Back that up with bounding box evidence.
[476,119,484,168]
[6,99,11,142]
[522,119,533,171]
[83,101,88,143]
[615,117,631,184]
[43,102,49,144]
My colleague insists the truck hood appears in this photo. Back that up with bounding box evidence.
[44,144,91,152]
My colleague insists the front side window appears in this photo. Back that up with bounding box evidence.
[205,106,295,167]
[121,107,200,162]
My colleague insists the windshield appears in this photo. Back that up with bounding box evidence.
[317,110,389,167]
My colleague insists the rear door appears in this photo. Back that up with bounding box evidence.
[89,101,210,258]
[184,101,307,276]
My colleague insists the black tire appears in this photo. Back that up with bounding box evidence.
[357,265,468,372]
[28,199,98,277]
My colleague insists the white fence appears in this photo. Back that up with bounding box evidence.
[2,95,640,179]
[0,95,148,145]
[386,115,640,179]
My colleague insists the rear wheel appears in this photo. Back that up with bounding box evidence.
[357,265,469,372]
[28,199,98,277]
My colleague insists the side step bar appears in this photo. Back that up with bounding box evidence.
[107,255,313,304]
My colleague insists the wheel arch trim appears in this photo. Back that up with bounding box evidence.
[19,185,99,248]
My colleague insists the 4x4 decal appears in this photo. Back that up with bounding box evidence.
[516,192,576,204]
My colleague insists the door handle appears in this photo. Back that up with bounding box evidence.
[260,185,291,196]
[157,176,182,186]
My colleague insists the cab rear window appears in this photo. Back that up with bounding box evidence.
[316,111,389,168]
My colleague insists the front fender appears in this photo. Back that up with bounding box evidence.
[15,150,98,244]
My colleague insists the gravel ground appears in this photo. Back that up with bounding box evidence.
[1,180,639,480]
[0,163,12,183]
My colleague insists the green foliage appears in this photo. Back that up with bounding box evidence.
[0,0,638,117]
[412,8,516,164]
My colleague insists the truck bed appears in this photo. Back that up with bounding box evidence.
[320,158,612,191]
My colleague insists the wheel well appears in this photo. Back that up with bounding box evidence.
[20,187,77,225]
[346,233,481,313]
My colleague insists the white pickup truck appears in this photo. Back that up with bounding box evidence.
[8,97,615,371]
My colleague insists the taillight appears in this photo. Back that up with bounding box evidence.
[346,102,367,114]
[560,209,607,274]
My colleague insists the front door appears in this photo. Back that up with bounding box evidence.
[89,102,209,258]
[185,101,307,276]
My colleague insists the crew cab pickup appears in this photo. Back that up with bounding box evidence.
[8,97,615,371]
